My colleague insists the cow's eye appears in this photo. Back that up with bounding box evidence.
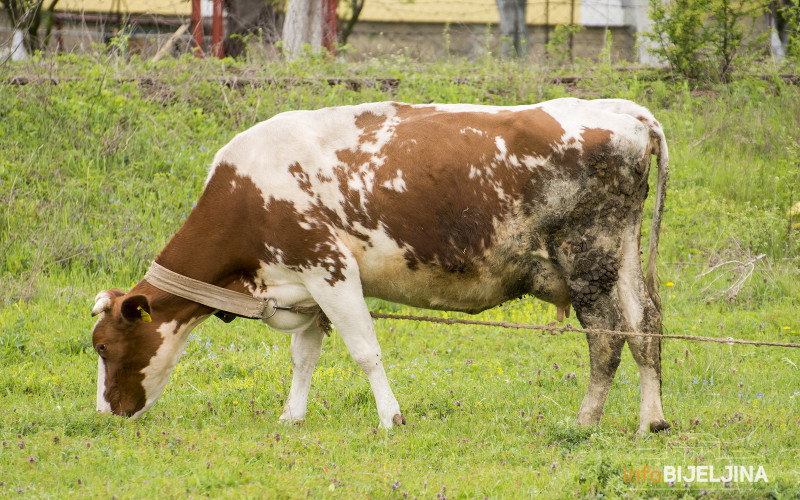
[96,344,106,355]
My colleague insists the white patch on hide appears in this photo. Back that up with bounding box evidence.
[460,127,486,136]
[380,170,406,192]
[132,317,206,418]
[96,357,111,414]
[495,136,508,156]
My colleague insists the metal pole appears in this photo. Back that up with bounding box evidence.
[322,0,339,55]
[191,0,204,57]
[212,0,224,58]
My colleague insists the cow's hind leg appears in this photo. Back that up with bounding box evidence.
[569,228,669,433]
[559,237,629,428]
[575,301,627,428]
[627,327,670,434]
[302,266,403,429]
[279,319,326,424]
[617,229,670,434]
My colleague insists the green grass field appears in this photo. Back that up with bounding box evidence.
[1,53,799,498]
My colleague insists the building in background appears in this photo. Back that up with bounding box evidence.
[345,0,642,61]
[0,0,677,63]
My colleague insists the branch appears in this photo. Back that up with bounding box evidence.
[339,0,364,45]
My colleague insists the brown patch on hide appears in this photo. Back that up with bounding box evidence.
[354,110,388,145]
[261,197,347,284]
[185,163,348,285]
[157,162,271,284]
[580,127,614,151]
[156,162,347,286]
[289,162,313,195]
[332,104,568,272]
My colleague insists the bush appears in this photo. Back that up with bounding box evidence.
[783,0,800,60]
[641,0,767,80]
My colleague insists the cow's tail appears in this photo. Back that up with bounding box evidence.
[645,124,669,312]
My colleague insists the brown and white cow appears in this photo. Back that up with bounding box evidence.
[91,98,670,433]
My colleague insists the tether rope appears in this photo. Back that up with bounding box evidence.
[365,312,800,349]
[140,261,798,348]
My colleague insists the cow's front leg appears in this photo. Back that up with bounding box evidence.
[338,316,404,429]
[279,321,326,424]
[303,270,403,429]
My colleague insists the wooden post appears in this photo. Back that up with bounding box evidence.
[152,23,189,62]
[212,0,224,58]
[191,0,204,57]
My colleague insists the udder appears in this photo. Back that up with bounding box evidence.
[529,260,572,321]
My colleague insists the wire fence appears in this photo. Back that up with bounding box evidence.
[367,312,800,349]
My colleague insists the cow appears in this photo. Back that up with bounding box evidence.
[91,98,670,434]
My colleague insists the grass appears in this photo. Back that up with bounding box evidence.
[1,52,799,497]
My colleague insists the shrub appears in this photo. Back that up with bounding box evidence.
[783,0,800,60]
[641,0,767,80]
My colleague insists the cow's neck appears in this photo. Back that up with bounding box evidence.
[150,164,265,296]
[154,221,249,288]
[135,214,258,323]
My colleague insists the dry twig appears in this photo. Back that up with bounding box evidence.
[695,252,767,302]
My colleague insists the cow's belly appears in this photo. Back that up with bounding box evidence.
[356,243,570,314]
[360,261,509,313]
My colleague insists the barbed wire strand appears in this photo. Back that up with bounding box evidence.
[366,311,800,349]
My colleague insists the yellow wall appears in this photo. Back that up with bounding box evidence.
[55,0,578,26]
[353,0,578,26]
[55,0,190,16]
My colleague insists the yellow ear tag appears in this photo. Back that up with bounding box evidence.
[138,306,152,323]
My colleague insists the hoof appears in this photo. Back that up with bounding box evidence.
[392,413,406,426]
[649,419,671,433]
[278,415,305,426]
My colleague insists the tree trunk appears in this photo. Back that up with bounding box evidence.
[495,0,527,59]
[6,29,29,60]
[769,0,790,62]
[282,0,322,58]
[224,0,284,57]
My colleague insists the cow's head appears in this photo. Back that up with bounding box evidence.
[91,288,198,417]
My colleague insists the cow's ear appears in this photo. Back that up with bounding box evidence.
[120,295,152,323]
[92,289,125,317]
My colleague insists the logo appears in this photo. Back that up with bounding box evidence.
[623,465,768,484]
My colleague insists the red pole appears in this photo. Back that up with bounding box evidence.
[212,0,224,58]
[322,0,338,55]
[191,0,204,57]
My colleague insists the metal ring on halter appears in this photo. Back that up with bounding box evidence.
[261,298,294,320]
[261,298,280,320]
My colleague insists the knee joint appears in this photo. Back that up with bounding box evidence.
[351,351,382,370]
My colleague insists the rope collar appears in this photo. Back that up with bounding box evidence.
[143,261,292,322]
